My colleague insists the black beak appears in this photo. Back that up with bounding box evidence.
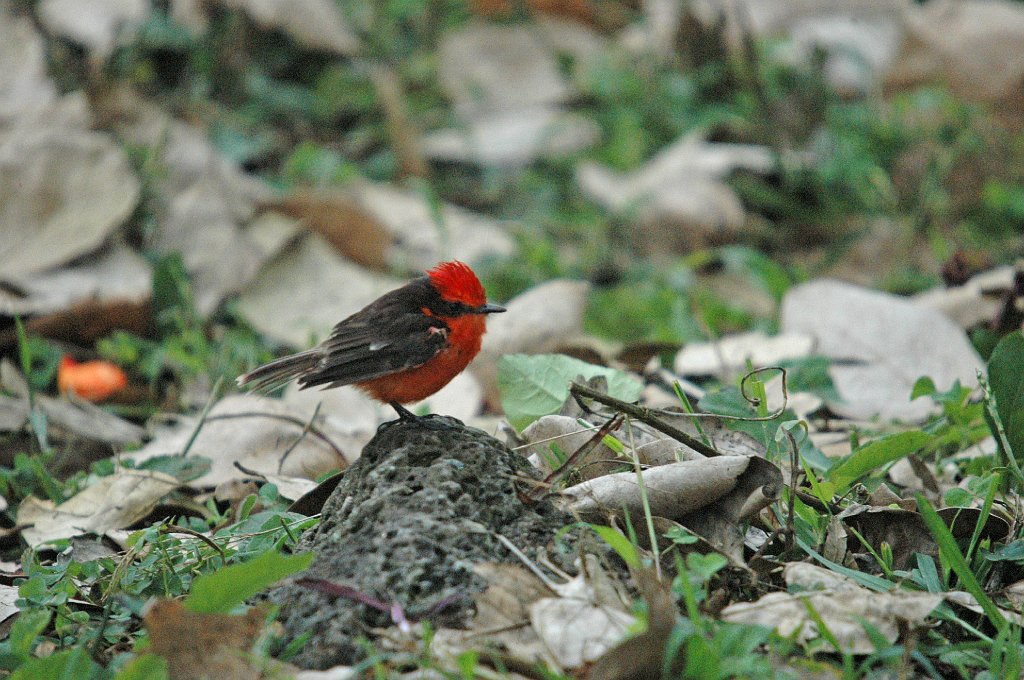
[477,303,506,314]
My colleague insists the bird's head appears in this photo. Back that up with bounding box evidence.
[427,261,505,315]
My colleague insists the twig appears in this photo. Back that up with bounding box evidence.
[202,411,346,460]
[278,401,322,473]
[161,524,227,565]
[532,414,624,499]
[569,382,722,457]
[178,376,224,457]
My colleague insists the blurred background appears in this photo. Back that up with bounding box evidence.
[1,0,1023,430]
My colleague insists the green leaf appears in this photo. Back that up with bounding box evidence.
[185,551,313,614]
[985,540,1024,564]
[988,331,1024,460]
[7,608,51,661]
[112,654,168,680]
[587,524,639,569]
[10,646,98,680]
[827,431,932,493]
[916,493,1007,634]
[497,354,642,431]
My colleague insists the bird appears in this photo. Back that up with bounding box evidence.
[236,261,505,420]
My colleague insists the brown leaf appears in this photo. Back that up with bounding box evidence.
[144,599,269,680]
[268,190,393,270]
[588,568,677,680]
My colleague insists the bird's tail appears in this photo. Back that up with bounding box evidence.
[236,349,322,393]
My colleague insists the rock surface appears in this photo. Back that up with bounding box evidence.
[271,416,575,669]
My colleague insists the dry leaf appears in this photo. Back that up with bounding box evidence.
[218,0,359,55]
[530,556,633,669]
[781,279,984,422]
[914,265,1017,329]
[521,415,621,479]
[18,469,180,548]
[673,331,814,376]
[0,127,140,279]
[0,585,19,634]
[0,9,58,124]
[722,587,942,655]
[236,234,402,348]
[38,0,150,61]
[836,504,937,571]
[439,21,571,116]
[577,134,775,253]
[158,181,265,315]
[349,182,515,272]
[691,0,905,93]
[127,393,349,488]
[423,108,599,167]
[293,668,358,680]
[431,21,597,166]
[887,0,1024,105]
[144,599,270,680]
[0,243,151,317]
[589,568,677,680]
[267,190,393,270]
[563,456,752,522]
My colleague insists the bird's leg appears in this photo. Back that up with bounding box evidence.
[376,402,416,433]
[390,402,418,420]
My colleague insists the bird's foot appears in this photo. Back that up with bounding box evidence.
[375,403,460,432]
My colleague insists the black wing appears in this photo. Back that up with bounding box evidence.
[297,279,449,389]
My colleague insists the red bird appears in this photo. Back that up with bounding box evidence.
[236,261,505,419]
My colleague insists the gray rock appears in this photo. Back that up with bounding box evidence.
[270,416,575,669]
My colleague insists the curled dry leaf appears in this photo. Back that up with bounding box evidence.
[562,455,776,523]
[836,504,937,571]
[472,279,589,407]
[781,279,984,422]
[127,393,349,488]
[17,469,180,548]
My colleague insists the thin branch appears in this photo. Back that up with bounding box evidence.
[570,382,722,457]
